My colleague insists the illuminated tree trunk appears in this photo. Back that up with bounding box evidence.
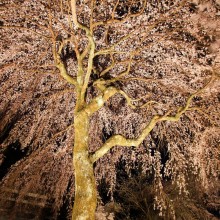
[72,111,97,220]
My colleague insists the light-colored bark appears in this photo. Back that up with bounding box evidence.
[89,72,217,163]
[72,111,97,220]
[56,1,219,219]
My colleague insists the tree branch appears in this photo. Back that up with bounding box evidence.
[70,0,79,28]
[83,81,151,116]
[83,86,118,116]
[56,62,77,86]
[48,11,78,86]
[89,115,160,163]
[70,0,96,104]
[92,0,147,28]
[89,73,217,163]
[1,25,50,39]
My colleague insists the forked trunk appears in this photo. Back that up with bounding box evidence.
[72,111,97,220]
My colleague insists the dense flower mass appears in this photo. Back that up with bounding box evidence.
[0,0,219,219]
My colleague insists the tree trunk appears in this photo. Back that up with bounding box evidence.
[72,111,97,220]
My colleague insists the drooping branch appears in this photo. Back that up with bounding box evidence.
[48,11,77,87]
[92,0,147,28]
[89,73,218,163]
[93,0,189,60]
[187,107,218,126]
[94,28,140,57]
[1,25,50,39]
[100,54,115,77]
[100,54,133,83]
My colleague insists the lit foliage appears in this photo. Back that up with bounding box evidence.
[0,0,220,219]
